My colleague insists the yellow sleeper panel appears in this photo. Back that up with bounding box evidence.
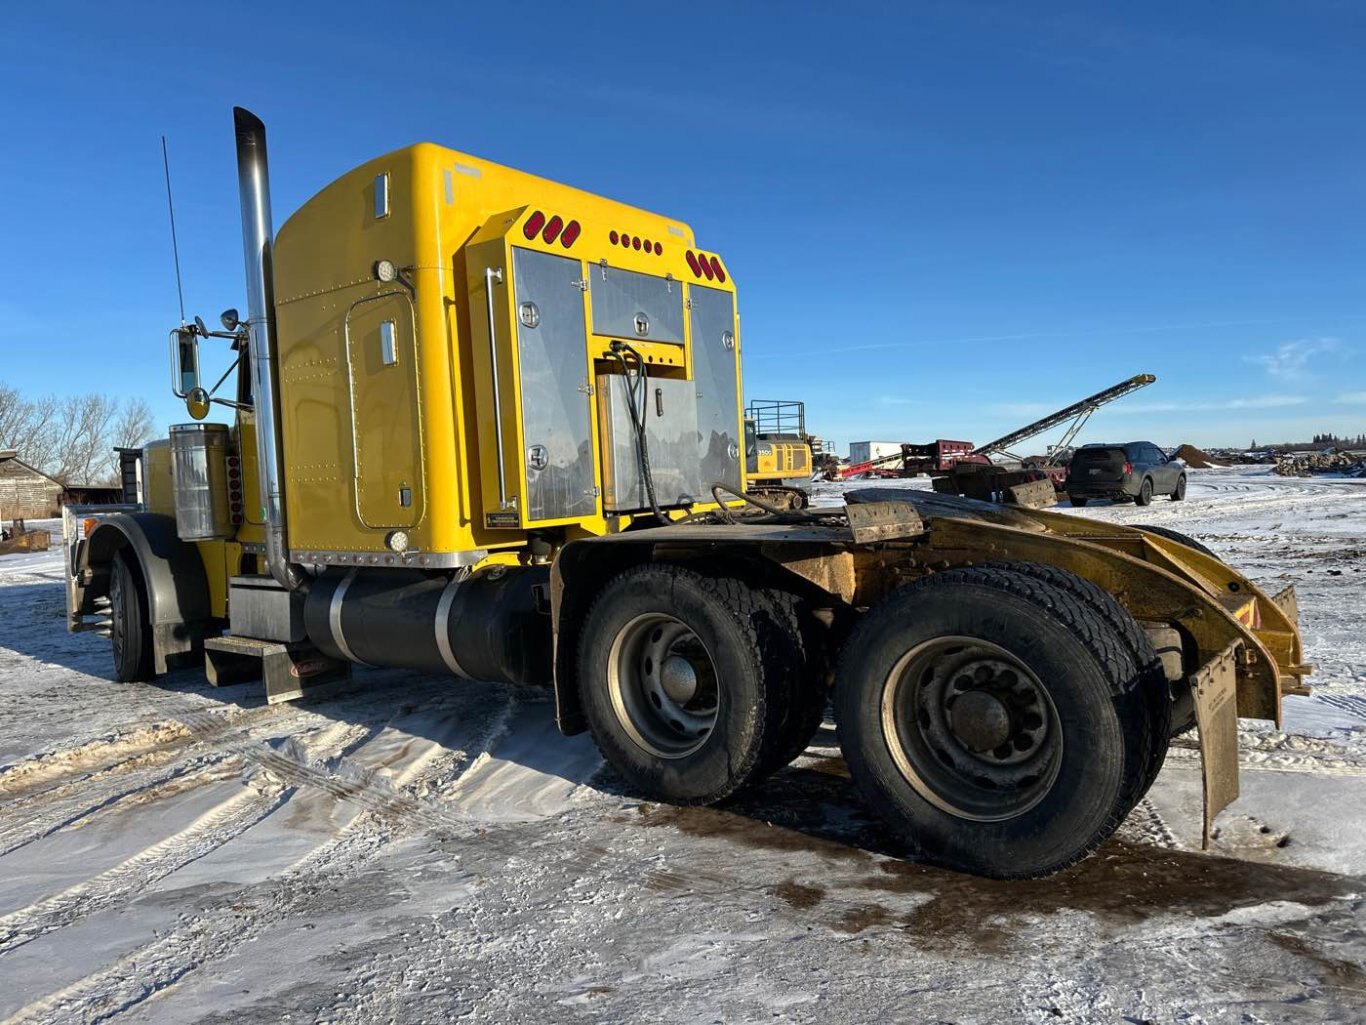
[271,142,742,562]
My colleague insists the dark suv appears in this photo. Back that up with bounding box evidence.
[1065,441,1186,507]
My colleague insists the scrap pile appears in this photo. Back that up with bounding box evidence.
[1273,451,1366,478]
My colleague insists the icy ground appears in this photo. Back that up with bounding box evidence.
[0,468,1363,1024]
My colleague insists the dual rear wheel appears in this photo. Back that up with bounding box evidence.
[576,561,1170,878]
[576,566,825,806]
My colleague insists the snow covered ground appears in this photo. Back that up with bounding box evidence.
[0,469,1363,1024]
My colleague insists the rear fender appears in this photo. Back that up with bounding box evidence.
[923,515,1294,725]
[77,513,212,674]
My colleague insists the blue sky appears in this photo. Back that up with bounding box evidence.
[2,1,1364,453]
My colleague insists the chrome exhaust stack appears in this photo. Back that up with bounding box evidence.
[233,106,302,590]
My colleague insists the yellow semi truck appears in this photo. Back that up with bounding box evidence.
[63,108,1310,878]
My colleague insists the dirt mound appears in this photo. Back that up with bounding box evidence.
[1172,444,1224,469]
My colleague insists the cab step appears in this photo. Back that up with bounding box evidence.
[203,635,352,705]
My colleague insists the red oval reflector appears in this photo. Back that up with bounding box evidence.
[561,220,581,247]
[542,215,564,244]
[524,211,546,240]
[699,254,715,280]
[632,236,641,250]
[642,238,651,252]
[686,250,701,276]
[710,256,726,283]
[654,241,663,256]
[609,230,619,245]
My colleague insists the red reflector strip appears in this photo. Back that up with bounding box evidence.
[542,215,564,244]
[561,220,581,247]
[710,256,726,282]
[685,250,701,276]
[524,210,546,239]
[699,254,715,280]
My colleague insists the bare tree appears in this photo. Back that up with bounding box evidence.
[0,386,58,468]
[0,383,158,484]
[111,398,155,452]
[52,394,119,485]
[0,382,23,445]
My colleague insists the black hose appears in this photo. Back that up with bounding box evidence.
[706,480,847,525]
[610,341,665,523]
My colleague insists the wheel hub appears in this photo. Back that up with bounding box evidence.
[948,689,1011,751]
[881,639,1063,821]
[659,655,698,703]
[607,614,720,759]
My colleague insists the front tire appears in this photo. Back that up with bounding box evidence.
[109,550,153,682]
[834,567,1153,878]
[576,565,776,805]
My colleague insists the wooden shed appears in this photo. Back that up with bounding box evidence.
[0,449,64,519]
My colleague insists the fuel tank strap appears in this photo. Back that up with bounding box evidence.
[329,568,367,665]
[435,573,471,679]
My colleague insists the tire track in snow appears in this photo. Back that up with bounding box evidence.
[1315,693,1366,722]
[0,703,308,858]
[0,784,288,957]
[2,691,527,1024]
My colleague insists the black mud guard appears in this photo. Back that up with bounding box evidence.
[550,537,649,736]
[84,513,213,674]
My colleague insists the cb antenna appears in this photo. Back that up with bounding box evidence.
[161,135,186,325]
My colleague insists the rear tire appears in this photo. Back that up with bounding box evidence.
[751,589,829,777]
[576,565,774,805]
[834,566,1153,878]
[109,550,154,683]
[1170,474,1187,501]
[1135,478,1154,506]
[1068,495,1089,508]
[982,562,1170,805]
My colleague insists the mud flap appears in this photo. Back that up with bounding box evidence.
[844,501,925,542]
[1194,642,1241,849]
[1004,479,1058,509]
[1270,583,1299,623]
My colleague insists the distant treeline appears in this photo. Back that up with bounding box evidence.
[1245,432,1366,452]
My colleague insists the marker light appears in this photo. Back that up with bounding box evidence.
[560,220,581,247]
[710,256,726,283]
[542,215,564,244]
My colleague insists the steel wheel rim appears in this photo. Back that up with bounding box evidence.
[607,613,721,759]
[880,636,1062,821]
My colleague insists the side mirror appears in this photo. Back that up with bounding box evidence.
[186,386,211,420]
[220,308,241,331]
[171,326,201,398]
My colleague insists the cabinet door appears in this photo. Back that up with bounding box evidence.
[689,285,742,492]
[512,247,597,524]
[345,292,422,529]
